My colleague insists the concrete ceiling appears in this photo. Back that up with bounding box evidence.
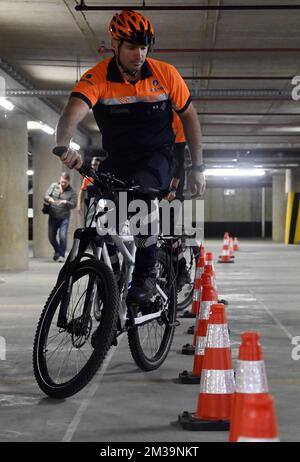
[1,0,300,167]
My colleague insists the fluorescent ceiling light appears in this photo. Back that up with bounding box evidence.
[27,121,54,135]
[70,141,80,150]
[0,97,14,111]
[26,170,34,176]
[41,124,55,135]
[205,168,265,177]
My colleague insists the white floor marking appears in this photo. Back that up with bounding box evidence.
[61,333,125,442]
[248,289,294,341]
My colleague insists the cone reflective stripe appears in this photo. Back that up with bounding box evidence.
[233,237,240,251]
[195,256,205,279]
[200,370,235,395]
[235,360,268,393]
[229,332,275,442]
[179,304,235,430]
[236,395,279,442]
[191,277,201,315]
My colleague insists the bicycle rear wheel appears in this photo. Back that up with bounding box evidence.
[33,259,119,398]
[177,245,199,311]
[127,248,177,371]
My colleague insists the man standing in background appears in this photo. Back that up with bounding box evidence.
[44,172,77,262]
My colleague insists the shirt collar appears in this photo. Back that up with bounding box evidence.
[107,56,152,82]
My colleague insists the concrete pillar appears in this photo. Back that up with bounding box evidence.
[285,168,300,193]
[32,133,61,258]
[0,113,28,270]
[272,173,286,242]
[285,168,300,244]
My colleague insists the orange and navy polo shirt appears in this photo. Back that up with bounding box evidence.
[172,111,186,144]
[71,56,191,157]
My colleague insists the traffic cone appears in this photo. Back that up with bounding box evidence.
[181,274,216,355]
[179,304,235,429]
[223,232,230,245]
[218,244,234,263]
[229,237,235,259]
[200,244,205,258]
[179,283,218,382]
[233,237,240,251]
[181,255,205,319]
[205,252,214,270]
[234,394,279,442]
[229,332,272,442]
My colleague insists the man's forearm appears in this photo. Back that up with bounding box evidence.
[179,104,203,166]
[56,114,77,146]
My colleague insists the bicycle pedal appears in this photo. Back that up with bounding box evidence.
[169,320,181,328]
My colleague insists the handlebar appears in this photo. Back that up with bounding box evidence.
[53,150,161,197]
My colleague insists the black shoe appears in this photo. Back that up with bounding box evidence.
[53,252,60,261]
[126,271,157,307]
[176,265,191,291]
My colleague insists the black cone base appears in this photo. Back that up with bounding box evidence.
[181,344,195,355]
[180,311,196,319]
[178,370,200,384]
[178,411,230,431]
[187,325,194,335]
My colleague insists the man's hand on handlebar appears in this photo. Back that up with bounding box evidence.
[188,170,206,198]
[61,148,83,170]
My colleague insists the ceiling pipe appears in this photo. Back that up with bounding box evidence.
[75,2,300,11]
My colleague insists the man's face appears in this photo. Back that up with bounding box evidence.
[60,177,69,190]
[118,41,148,74]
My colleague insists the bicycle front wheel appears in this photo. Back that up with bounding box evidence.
[127,248,177,371]
[33,259,119,398]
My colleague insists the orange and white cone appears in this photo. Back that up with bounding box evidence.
[182,255,205,319]
[233,237,240,251]
[179,282,218,382]
[181,273,213,355]
[234,394,279,442]
[218,243,234,263]
[179,303,235,429]
[223,232,230,245]
[200,244,205,258]
[205,252,214,271]
[229,237,235,259]
[229,332,278,442]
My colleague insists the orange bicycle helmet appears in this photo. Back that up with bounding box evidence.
[109,10,155,48]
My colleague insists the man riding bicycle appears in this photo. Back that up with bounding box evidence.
[52,9,206,307]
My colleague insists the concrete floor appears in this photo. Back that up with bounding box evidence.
[0,239,299,442]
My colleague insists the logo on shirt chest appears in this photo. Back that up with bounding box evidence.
[150,79,165,92]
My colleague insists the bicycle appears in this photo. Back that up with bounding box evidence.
[33,165,180,398]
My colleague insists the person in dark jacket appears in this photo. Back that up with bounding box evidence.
[44,172,77,262]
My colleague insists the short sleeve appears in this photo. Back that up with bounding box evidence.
[167,64,191,114]
[71,68,102,108]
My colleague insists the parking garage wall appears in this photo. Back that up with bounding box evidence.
[203,187,272,238]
